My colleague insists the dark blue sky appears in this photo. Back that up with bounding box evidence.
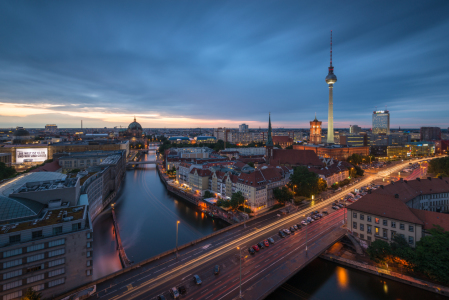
[0,1,448,128]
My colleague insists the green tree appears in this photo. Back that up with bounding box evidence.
[21,287,42,300]
[247,162,255,168]
[0,162,16,180]
[366,239,392,264]
[273,186,294,205]
[230,191,245,210]
[203,191,214,199]
[289,166,327,198]
[428,157,449,177]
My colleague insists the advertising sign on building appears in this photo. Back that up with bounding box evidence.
[16,148,48,163]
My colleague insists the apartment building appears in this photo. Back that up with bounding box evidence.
[309,161,351,187]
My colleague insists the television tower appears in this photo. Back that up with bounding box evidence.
[325,31,337,144]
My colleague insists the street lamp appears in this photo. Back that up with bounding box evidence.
[176,221,180,259]
[237,246,243,298]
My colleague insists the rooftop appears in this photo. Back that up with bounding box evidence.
[0,172,66,197]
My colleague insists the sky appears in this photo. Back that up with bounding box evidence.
[0,1,448,129]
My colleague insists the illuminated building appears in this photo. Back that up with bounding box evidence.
[372,110,390,135]
[310,114,322,145]
[120,117,147,148]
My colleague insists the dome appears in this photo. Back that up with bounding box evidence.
[14,128,30,137]
[128,117,142,131]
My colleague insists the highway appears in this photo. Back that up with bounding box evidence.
[84,158,431,300]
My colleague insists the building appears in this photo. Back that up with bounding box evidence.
[269,149,323,168]
[194,136,217,143]
[347,177,449,247]
[386,142,435,159]
[325,31,337,144]
[0,153,12,167]
[45,125,58,133]
[309,161,351,187]
[420,127,441,141]
[372,110,390,135]
[294,144,369,161]
[239,124,249,133]
[349,125,362,134]
[119,117,147,148]
[0,172,93,299]
[310,114,322,145]
[168,136,190,143]
[272,136,293,149]
[340,134,369,147]
[11,128,33,145]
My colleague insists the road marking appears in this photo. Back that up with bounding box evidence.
[100,289,117,298]
[182,273,192,280]
[181,255,192,262]
[219,285,227,290]
[205,294,214,299]
[168,262,178,267]
[255,264,260,268]
[201,289,209,294]
[214,280,222,286]
[154,267,166,273]
[232,278,238,282]
[264,259,269,263]
[136,273,152,281]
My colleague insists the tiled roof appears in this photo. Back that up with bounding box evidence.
[272,136,293,143]
[237,168,285,187]
[410,208,449,231]
[271,149,323,167]
[309,163,349,177]
[190,168,211,177]
[31,159,61,172]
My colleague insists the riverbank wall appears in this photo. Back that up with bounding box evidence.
[320,254,449,297]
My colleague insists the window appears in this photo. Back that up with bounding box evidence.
[72,223,81,231]
[27,243,44,252]
[9,234,20,244]
[400,223,405,230]
[391,231,397,238]
[383,220,388,226]
[87,232,92,239]
[87,251,91,257]
[48,258,65,268]
[375,218,379,224]
[87,260,92,267]
[353,222,357,229]
[48,248,65,257]
[48,267,65,277]
[3,248,22,258]
[391,221,396,228]
[367,225,372,234]
[3,269,22,280]
[409,236,414,244]
[32,284,45,291]
[409,225,414,232]
[367,216,372,222]
[3,279,22,290]
[27,253,44,263]
[27,273,45,283]
[48,278,65,287]
[26,264,43,273]
[375,227,380,236]
[360,214,365,220]
[32,230,43,239]
[3,291,22,300]
[3,259,22,269]
[360,234,365,239]
[360,224,364,231]
[87,242,92,248]
[52,226,63,235]
[383,229,388,238]
[353,212,357,218]
[87,269,92,276]
[367,236,372,241]
[48,239,65,248]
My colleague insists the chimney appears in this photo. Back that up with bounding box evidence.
[394,194,399,198]
[417,178,420,182]
[427,177,431,181]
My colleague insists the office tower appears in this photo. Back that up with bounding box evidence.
[420,127,441,141]
[372,110,390,135]
[349,125,361,134]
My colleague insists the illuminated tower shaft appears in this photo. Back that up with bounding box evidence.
[325,31,337,144]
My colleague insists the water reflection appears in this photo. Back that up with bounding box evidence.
[336,266,349,289]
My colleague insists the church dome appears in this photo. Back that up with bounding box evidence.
[128,117,142,131]
[14,128,30,137]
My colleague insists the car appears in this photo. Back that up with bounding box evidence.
[214,265,220,275]
[322,211,329,215]
[264,240,270,247]
[157,295,166,300]
[346,199,354,203]
[313,215,320,220]
[290,226,295,232]
[268,237,275,244]
[248,247,255,254]
[257,242,265,249]
[252,245,260,252]
[296,224,302,229]
[178,286,187,295]
[332,205,339,210]
[279,231,285,238]
[293,225,298,230]
[313,210,319,214]
[170,287,180,299]
[285,229,291,235]
[193,275,202,285]
[337,203,344,208]
[301,220,308,226]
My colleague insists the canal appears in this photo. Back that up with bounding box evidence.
[93,151,442,299]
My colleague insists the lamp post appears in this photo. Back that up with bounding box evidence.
[176,221,180,259]
[237,246,243,298]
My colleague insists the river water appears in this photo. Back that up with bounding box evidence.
[93,151,442,299]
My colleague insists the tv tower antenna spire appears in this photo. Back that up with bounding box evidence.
[330,30,333,67]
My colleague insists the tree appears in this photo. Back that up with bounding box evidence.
[247,162,255,168]
[0,162,16,180]
[366,239,392,264]
[21,287,42,300]
[428,157,449,177]
[230,191,245,210]
[285,144,294,149]
[289,166,327,198]
[273,186,294,205]
[203,191,214,199]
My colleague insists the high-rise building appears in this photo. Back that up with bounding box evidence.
[310,114,322,145]
[239,124,249,133]
[45,124,58,133]
[372,110,390,135]
[420,127,441,141]
[325,31,337,144]
[349,125,361,134]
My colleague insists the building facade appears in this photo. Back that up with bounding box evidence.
[420,127,441,141]
[310,115,322,145]
[372,110,390,135]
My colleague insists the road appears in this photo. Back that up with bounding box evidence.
[83,158,431,300]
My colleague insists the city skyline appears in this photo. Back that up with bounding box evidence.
[0,1,448,129]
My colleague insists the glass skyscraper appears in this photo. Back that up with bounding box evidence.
[372,110,390,135]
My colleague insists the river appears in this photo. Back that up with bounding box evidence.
[93,151,443,299]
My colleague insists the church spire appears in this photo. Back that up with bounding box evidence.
[134,116,136,122]
[266,113,273,147]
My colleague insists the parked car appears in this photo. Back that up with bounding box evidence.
[257,242,265,249]
[193,275,202,285]
[322,210,329,215]
[293,225,298,230]
[157,295,166,300]
[301,220,308,226]
[268,237,275,244]
[214,265,220,275]
[296,224,302,229]
[170,287,180,299]
[248,247,256,254]
[279,231,286,238]
[178,286,187,295]
[264,240,270,247]
[332,205,339,210]
[252,245,260,252]
[290,226,296,232]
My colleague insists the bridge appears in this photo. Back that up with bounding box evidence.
[127,160,157,165]
[57,158,434,300]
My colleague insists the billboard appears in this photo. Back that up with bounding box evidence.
[16,148,48,163]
